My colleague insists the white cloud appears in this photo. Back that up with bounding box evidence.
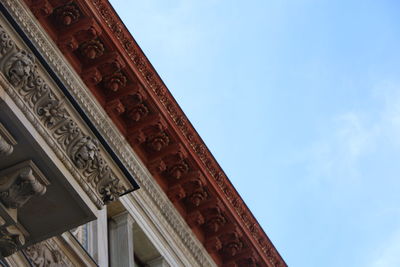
[369,228,400,267]
[307,111,376,183]
[306,80,400,184]
[377,81,400,146]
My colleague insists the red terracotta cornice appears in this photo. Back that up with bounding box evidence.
[23,0,286,266]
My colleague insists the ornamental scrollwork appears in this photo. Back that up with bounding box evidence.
[25,239,72,267]
[0,26,14,56]
[0,24,125,204]
[0,3,217,266]
[54,119,81,148]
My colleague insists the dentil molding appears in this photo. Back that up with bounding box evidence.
[0,1,216,266]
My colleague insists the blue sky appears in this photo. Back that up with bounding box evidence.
[110,1,400,266]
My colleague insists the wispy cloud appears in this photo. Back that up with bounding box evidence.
[369,227,400,267]
[306,80,400,184]
[377,81,400,146]
[307,112,376,183]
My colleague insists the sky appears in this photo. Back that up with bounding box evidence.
[109,1,400,266]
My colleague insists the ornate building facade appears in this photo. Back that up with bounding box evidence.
[0,0,286,266]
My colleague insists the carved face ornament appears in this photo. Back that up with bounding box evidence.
[5,51,35,87]
[72,136,99,169]
[79,139,97,160]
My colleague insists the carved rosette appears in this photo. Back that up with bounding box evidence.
[168,161,189,180]
[80,39,104,59]
[37,98,66,127]
[54,4,81,26]
[146,131,169,152]
[103,71,127,92]
[0,25,125,204]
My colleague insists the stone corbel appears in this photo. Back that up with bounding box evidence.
[0,160,49,257]
[0,123,16,156]
[0,224,27,257]
[0,160,49,209]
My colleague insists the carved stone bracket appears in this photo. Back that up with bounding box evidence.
[0,224,26,257]
[0,160,49,209]
[0,160,48,257]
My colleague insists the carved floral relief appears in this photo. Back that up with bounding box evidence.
[0,24,125,204]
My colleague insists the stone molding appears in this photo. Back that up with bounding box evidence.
[147,256,170,267]
[14,0,286,265]
[0,1,216,266]
[87,2,284,265]
[121,194,216,267]
[0,22,127,207]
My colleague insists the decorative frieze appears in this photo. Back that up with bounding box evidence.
[0,24,126,205]
[0,0,233,265]
[25,238,73,266]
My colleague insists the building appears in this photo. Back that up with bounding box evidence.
[0,0,286,266]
